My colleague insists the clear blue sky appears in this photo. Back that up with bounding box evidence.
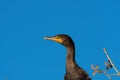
[0,0,120,80]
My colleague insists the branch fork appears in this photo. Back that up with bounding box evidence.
[91,48,120,80]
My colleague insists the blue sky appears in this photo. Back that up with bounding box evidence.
[0,0,120,80]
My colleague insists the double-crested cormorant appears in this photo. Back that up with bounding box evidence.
[44,34,91,80]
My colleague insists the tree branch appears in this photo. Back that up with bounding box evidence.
[103,70,112,80]
[91,48,120,80]
[103,48,120,75]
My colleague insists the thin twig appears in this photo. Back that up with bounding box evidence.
[109,74,120,76]
[103,70,112,80]
[103,48,120,75]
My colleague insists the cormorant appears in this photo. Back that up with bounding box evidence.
[44,34,91,80]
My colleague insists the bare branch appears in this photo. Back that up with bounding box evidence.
[91,48,120,80]
[109,74,120,76]
[91,64,102,76]
[103,70,112,80]
[103,48,120,75]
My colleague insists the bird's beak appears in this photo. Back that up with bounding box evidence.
[44,36,63,43]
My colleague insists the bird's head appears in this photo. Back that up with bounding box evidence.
[44,34,74,47]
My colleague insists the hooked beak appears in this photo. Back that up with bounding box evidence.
[44,36,63,43]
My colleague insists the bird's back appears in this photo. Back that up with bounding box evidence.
[64,63,91,80]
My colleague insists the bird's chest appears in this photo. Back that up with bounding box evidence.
[66,60,76,73]
[64,72,82,80]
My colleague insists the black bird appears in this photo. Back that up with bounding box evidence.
[44,34,91,80]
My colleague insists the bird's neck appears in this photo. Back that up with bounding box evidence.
[66,44,76,72]
[66,46,75,61]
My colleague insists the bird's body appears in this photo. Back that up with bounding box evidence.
[64,62,91,80]
[44,34,91,80]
